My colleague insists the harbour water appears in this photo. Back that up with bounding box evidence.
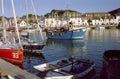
[8,29,120,79]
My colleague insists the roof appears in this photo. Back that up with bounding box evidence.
[109,8,120,16]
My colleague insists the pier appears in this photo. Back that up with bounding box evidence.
[0,58,40,79]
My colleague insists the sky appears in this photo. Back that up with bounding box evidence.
[0,0,120,17]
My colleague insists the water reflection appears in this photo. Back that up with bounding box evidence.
[23,51,46,73]
[43,39,86,61]
[2,29,120,79]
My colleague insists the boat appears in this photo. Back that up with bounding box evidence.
[19,0,46,52]
[45,26,86,39]
[22,39,45,52]
[103,50,120,61]
[101,50,120,79]
[0,0,24,63]
[20,32,45,52]
[34,57,95,79]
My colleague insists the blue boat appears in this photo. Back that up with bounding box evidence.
[45,27,86,40]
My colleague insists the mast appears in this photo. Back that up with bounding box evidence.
[1,0,7,42]
[25,0,29,29]
[30,0,44,41]
[11,0,23,49]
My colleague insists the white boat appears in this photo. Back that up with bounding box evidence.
[34,57,95,79]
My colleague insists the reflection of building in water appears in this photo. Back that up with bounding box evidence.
[45,39,86,56]
[100,50,120,79]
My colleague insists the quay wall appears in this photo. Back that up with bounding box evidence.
[0,58,40,79]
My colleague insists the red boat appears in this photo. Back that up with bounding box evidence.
[0,48,24,63]
[0,0,24,63]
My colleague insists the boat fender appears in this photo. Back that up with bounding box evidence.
[17,50,22,55]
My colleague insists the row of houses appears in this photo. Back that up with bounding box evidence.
[17,14,120,28]
[43,8,120,27]
[0,8,120,28]
[44,16,120,27]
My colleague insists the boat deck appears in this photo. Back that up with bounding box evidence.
[47,58,92,71]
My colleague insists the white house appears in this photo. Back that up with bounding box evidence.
[45,18,56,27]
[19,21,27,28]
[83,20,89,26]
[116,16,120,24]
[104,19,110,25]
[69,18,83,26]
[99,18,104,25]
[92,20,96,25]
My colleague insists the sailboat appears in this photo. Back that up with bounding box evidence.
[0,0,24,63]
[20,0,45,52]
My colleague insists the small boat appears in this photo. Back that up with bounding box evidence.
[103,50,120,61]
[34,57,95,79]
[45,26,86,40]
[102,50,120,79]
[20,36,45,52]
[0,0,24,63]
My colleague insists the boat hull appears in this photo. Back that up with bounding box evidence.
[45,63,95,79]
[46,29,86,40]
[0,48,24,63]
[40,57,95,79]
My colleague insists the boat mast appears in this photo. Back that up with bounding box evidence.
[1,0,7,42]
[30,0,44,41]
[11,0,23,49]
[25,0,29,29]
[66,0,70,27]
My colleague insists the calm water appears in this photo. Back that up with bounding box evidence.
[19,29,120,79]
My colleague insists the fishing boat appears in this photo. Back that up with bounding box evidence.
[34,57,95,79]
[0,0,24,63]
[45,26,86,39]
